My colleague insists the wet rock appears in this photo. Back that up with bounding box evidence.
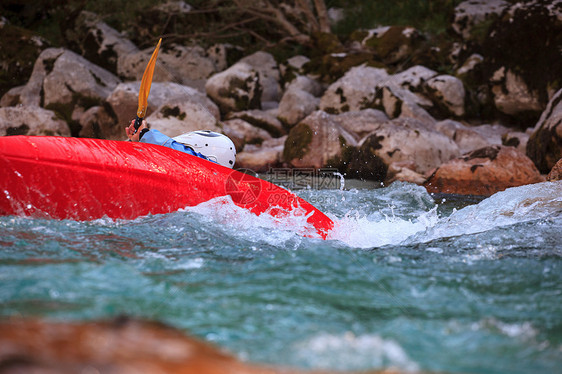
[146,98,221,137]
[424,75,466,117]
[226,109,285,138]
[547,158,562,181]
[425,145,544,196]
[278,87,320,127]
[482,0,562,119]
[283,110,356,169]
[222,118,272,152]
[121,44,219,92]
[78,105,120,140]
[351,26,424,65]
[236,136,287,172]
[452,0,508,40]
[0,106,70,136]
[64,11,139,77]
[205,62,262,114]
[347,117,460,181]
[331,109,389,142]
[527,88,562,173]
[239,51,281,104]
[320,65,389,114]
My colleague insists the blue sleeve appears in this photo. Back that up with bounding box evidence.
[140,129,211,162]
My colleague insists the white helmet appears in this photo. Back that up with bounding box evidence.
[173,130,236,168]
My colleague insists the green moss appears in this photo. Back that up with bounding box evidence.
[283,123,313,162]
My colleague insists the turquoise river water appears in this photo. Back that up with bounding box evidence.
[1,180,561,374]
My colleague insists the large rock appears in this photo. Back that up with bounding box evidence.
[527,88,562,173]
[226,109,285,138]
[482,0,562,119]
[435,120,510,154]
[222,118,272,151]
[452,0,509,40]
[489,67,542,116]
[319,65,389,114]
[0,106,70,136]
[284,75,323,97]
[78,105,121,140]
[278,87,320,127]
[378,85,436,126]
[146,98,222,137]
[239,51,281,104]
[42,48,121,108]
[107,81,219,128]
[1,48,66,107]
[64,11,139,77]
[330,109,389,142]
[121,44,219,92]
[283,111,356,169]
[424,75,466,117]
[236,136,287,172]
[348,117,460,180]
[425,145,545,196]
[205,62,262,113]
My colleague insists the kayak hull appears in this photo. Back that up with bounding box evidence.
[0,136,333,239]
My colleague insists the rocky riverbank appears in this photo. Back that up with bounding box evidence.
[0,0,561,196]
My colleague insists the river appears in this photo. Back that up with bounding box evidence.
[1,180,561,373]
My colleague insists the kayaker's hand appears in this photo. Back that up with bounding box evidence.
[126,119,147,142]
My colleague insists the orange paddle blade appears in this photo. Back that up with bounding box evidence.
[137,38,162,119]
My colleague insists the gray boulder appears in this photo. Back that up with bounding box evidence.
[350,118,460,178]
[65,11,139,77]
[239,51,281,104]
[146,98,222,137]
[490,67,542,116]
[107,81,219,128]
[121,44,219,92]
[205,62,262,113]
[236,136,287,172]
[226,109,285,138]
[283,110,357,169]
[452,0,509,40]
[320,65,389,114]
[221,118,272,151]
[330,109,389,142]
[0,106,70,136]
[78,106,121,140]
[278,87,319,127]
[424,75,466,117]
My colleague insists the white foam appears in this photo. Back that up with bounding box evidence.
[293,332,419,371]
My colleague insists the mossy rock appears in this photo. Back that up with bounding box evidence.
[282,122,313,162]
[346,134,388,181]
[304,51,386,82]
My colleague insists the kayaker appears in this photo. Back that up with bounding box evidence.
[126,119,236,168]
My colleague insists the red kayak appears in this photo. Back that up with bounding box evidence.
[0,136,333,239]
